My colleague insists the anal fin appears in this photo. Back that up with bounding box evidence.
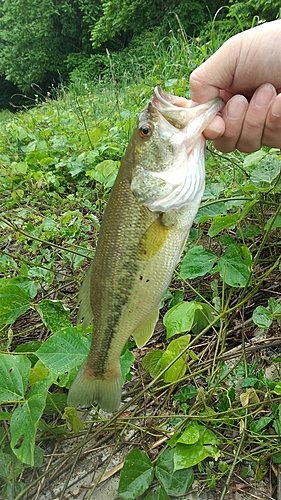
[133,305,160,348]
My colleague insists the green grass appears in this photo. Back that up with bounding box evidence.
[0,24,281,500]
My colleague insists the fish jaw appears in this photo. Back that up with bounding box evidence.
[131,91,223,213]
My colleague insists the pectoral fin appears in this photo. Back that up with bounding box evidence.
[77,263,94,329]
[138,218,171,261]
[133,305,160,348]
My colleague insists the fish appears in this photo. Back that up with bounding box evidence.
[67,87,223,413]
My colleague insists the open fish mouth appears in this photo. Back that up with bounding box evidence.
[131,87,224,213]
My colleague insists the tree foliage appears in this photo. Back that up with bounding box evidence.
[0,0,279,101]
[0,0,97,92]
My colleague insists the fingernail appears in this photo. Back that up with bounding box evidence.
[226,96,247,120]
[252,83,276,108]
[271,94,281,117]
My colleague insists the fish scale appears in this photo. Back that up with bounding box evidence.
[67,87,223,413]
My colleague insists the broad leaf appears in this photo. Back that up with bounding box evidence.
[118,448,154,500]
[36,299,72,332]
[177,421,200,445]
[143,350,163,378]
[143,485,169,500]
[120,349,135,383]
[36,327,91,374]
[250,155,281,187]
[173,425,220,470]
[161,336,190,383]
[217,244,251,287]
[155,448,193,496]
[164,302,202,339]
[252,306,272,329]
[0,285,31,324]
[0,355,31,402]
[10,374,54,465]
[180,246,216,279]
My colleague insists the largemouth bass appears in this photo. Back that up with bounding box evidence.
[67,87,223,412]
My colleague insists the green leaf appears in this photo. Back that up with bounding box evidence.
[249,416,273,433]
[155,448,194,496]
[252,306,273,329]
[0,354,31,402]
[174,385,198,402]
[161,350,186,383]
[120,349,135,383]
[250,154,281,187]
[217,244,251,287]
[195,201,227,223]
[243,150,266,168]
[36,327,91,374]
[10,374,54,465]
[164,302,202,339]
[86,159,118,187]
[161,336,191,383]
[36,299,72,332]
[0,285,31,324]
[63,407,85,433]
[143,485,169,500]
[143,350,163,378]
[0,278,37,298]
[118,449,154,500]
[180,246,216,279]
[192,303,217,335]
[177,421,200,445]
[236,224,261,239]
[174,442,211,470]
[208,200,257,238]
[173,425,220,470]
[264,215,281,231]
[273,382,281,395]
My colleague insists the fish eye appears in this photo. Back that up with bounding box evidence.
[139,124,152,138]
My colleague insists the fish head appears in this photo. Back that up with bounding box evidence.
[130,87,224,212]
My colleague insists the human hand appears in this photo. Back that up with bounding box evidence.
[189,20,281,153]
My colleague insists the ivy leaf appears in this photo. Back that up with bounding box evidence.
[0,355,31,402]
[180,246,216,279]
[0,285,31,324]
[155,448,194,496]
[118,449,154,499]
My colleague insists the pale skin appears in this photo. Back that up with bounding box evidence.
[189,20,281,153]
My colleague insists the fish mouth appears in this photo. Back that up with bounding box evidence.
[151,86,223,132]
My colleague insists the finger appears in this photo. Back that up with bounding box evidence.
[203,115,226,140]
[262,93,281,148]
[236,83,276,153]
[211,95,249,153]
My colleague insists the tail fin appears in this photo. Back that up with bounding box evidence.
[67,361,122,413]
